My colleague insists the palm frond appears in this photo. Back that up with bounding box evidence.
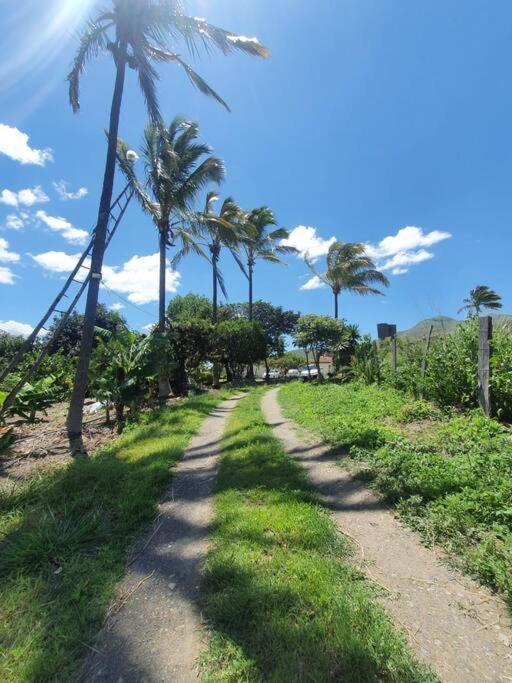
[67,19,111,112]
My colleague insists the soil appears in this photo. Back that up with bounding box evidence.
[80,394,243,683]
[0,401,119,485]
[261,387,512,683]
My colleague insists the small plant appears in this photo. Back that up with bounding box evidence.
[399,400,442,423]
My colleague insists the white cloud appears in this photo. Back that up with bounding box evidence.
[0,238,20,263]
[108,302,124,312]
[281,226,336,261]
[142,323,155,332]
[300,275,326,290]
[0,267,15,285]
[4,214,25,230]
[0,185,49,208]
[365,226,451,275]
[30,250,86,277]
[103,253,180,305]
[0,124,53,165]
[0,320,34,337]
[35,210,89,245]
[32,250,180,306]
[53,180,88,201]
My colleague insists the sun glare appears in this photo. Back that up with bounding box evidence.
[1,0,97,112]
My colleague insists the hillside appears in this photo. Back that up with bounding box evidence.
[399,314,512,339]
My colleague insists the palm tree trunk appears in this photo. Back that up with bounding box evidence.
[159,229,167,332]
[212,249,218,323]
[247,260,255,380]
[158,228,171,400]
[67,44,127,449]
[334,291,339,319]
[212,247,221,389]
[248,261,254,321]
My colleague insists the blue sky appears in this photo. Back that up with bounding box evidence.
[1,0,511,338]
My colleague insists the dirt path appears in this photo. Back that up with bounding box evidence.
[262,388,512,683]
[81,394,242,683]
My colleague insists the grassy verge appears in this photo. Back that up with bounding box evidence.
[280,382,512,609]
[0,391,231,682]
[201,389,435,682]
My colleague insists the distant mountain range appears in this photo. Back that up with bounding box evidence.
[399,315,512,339]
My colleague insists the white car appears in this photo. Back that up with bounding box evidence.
[267,369,280,380]
[286,368,301,379]
[300,365,320,379]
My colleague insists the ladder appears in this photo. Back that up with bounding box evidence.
[0,184,133,416]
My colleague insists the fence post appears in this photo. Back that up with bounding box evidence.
[478,316,493,417]
[419,324,434,400]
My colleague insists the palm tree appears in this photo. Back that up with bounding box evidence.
[66,0,268,445]
[306,241,389,319]
[191,193,248,323]
[458,285,503,317]
[241,208,295,320]
[117,117,224,398]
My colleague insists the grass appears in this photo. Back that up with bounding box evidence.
[279,381,512,610]
[201,388,436,682]
[0,390,232,682]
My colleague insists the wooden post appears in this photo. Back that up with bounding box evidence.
[419,324,434,400]
[390,325,397,376]
[372,340,380,382]
[478,316,493,417]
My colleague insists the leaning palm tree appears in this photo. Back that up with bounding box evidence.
[306,241,389,319]
[191,193,248,323]
[117,117,225,397]
[66,0,268,445]
[458,285,503,317]
[241,208,295,320]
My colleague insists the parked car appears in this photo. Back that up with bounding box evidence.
[300,365,320,380]
[267,369,280,380]
[286,368,301,379]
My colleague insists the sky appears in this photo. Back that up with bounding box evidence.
[1,0,511,339]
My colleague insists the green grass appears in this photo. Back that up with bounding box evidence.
[280,382,512,610]
[0,391,232,682]
[201,389,435,682]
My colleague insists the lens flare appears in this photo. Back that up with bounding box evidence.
[1,0,97,115]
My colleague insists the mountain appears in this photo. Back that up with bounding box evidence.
[399,314,512,339]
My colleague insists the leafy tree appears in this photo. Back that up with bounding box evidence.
[118,117,224,398]
[458,285,503,317]
[219,300,299,376]
[0,334,24,374]
[168,320,212,395]
[213,320,267,382]
[240,208,295,320]
[306,241,389,319]
[292,314,348,378]
[167,293,212,322]
[268,351,304,373]
[47,304,127,356]
[67,0,268,442]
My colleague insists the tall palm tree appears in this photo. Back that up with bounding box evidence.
[306,241,389,319]
[191,193,248,323]
[66,0,268,445]
[458,285,503,317]
[241,208,295,320]
[117,117,225,397]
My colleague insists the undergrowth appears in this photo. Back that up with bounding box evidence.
[279,382,512,610]
[201,389,436,682]
[0,390,231,682]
